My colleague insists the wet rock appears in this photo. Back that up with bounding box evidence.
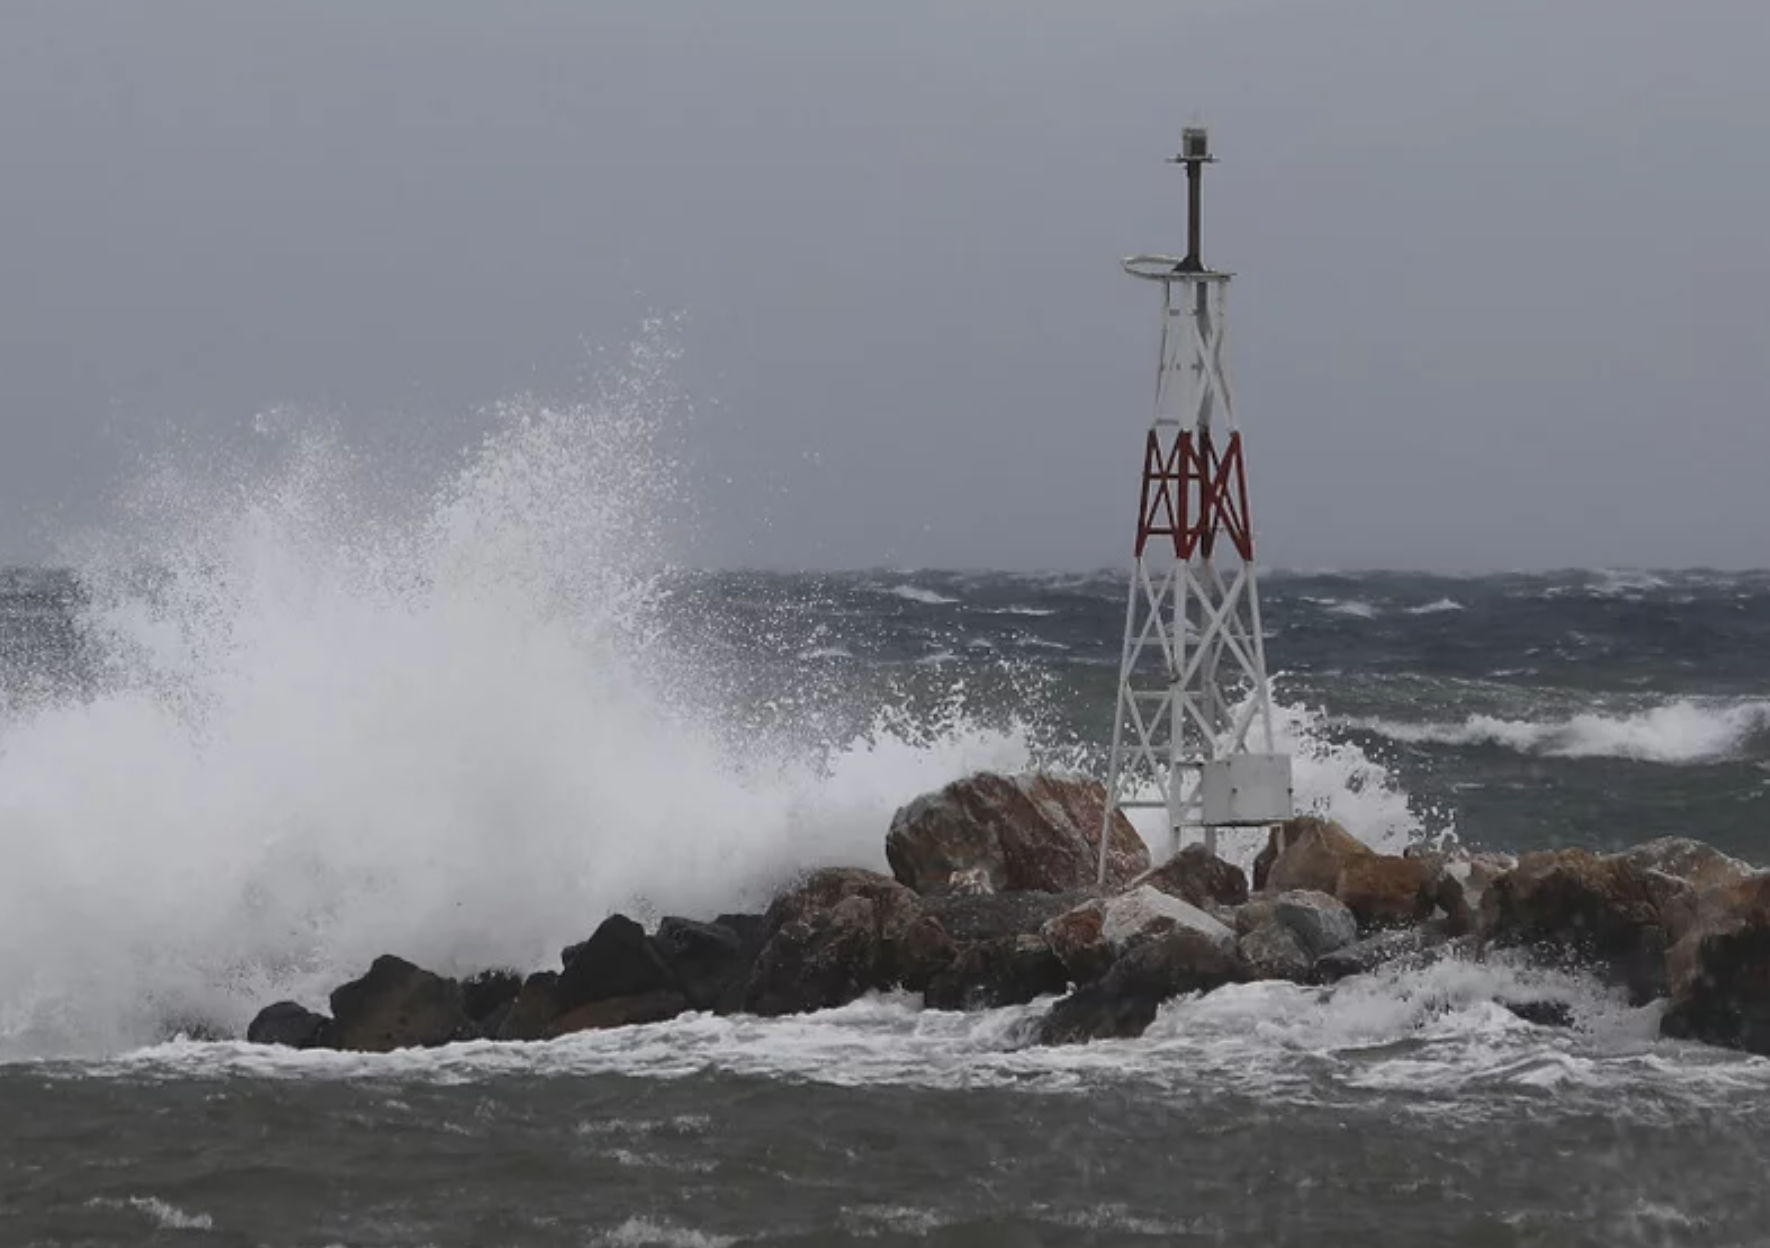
[1261,816,1371,894]
[1431,851,1516,936]
[246,1001,332,1049]
[1142,844,1249,909]
[1042,904,1112,985]
[744,868,954,1016]
[922,889,1086,945]
[1038,928,1247,1045]
[655,917,753,1013]
[328,955,474,1052]
[1611,837,1756,895]
[1042,885,1233,985]
[547,989,690,1038]
[885,772,1150,895]
[924,935,1070,1010]
[1480,848,1692,1003]
[462,970,523,1026]
[1270,890,1359,959]
[1335,853,1439,931]
[1238,919,1312,981]
[1662,874,1770,1054]
[558,915,681,1013]
[1311,925,1452,983]
[496,971,563,1042]
[1501,998,1575,1028]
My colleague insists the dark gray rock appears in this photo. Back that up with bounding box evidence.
[246,1000,332,1049]
[1310,924,1454,983]
[655,917,753,1012]
[1271,890,1359,960]
[558,915,680,1013]
[496,971,563,1042]
[1238,919,1312,981]
[462,970,522,1025]
[920,890,1087,945]
[924,935,1070,1010]
[328,955,474,1052]
[1038,928,1246,1045]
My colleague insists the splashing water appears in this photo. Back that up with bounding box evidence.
[0,337,1041,1058]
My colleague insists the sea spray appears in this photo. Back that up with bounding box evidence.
[0,344,1045,1058]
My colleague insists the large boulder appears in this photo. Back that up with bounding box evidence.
[1141,845,1249,909]
[558,915,680,1013]
[654,916,757,1013]
[924,935,1070,1010]
[1335,853,1440,931]
[1259,816,1370,894]
[885,772,1150,895]
[547,989,690,1038]
[920,890,1086,945]
[1269,890,1359,959]
[1237,919,1312,981]
[1431,850,1517,936]
[496,971,564,1042]
[462,970,523,1035]
[1662,875,1770,1054]
[744,868,955,1016]
[1041,885,1234,985]
[328,955,474,1052]
[1038,928,1247,1045]
[1612,837,1755,896]
[1480,848,1693,1003]
[1311,925,1457,984]
[246,1001,332,1049]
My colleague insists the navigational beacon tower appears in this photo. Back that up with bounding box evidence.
[1098,128,1292,880]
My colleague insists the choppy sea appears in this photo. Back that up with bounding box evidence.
[3,398,1769,1244]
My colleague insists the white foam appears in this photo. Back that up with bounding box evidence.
[69,955,1769,1112]
[85,1196,214,1231]
[885,584,958,605]
[1352,699,1770,764]
[595,1217,734,1248]
[1404,598,1465,615]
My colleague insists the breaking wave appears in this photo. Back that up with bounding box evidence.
[1350,699,1770,765]
[0,335,1043,1059]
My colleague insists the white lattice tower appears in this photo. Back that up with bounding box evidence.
[1098,129,1291,880]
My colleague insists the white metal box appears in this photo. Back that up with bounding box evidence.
[1200,753,1293,825]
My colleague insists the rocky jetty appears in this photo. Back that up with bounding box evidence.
[244,771,1770,1062]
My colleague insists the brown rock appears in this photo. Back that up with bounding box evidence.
[1480,848,1693,1003]
[1662,874,1770,1053]
[1335,854,1439,931]
[1263,816,1372,894]
[1042,904,1111,985]
[1610,837,1755,894]
[1143,844,1249,909]
[885,772,1150,895]
[743,868,953,1016]
[547,989,690,1038]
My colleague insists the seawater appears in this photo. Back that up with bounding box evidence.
[3,364,1770,1242]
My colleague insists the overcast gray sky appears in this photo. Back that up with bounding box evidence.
[2,1,1767,570]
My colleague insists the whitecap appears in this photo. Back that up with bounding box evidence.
[885,584,958,605]
[1348,699,1770,765]
[1404,598,1464,615]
